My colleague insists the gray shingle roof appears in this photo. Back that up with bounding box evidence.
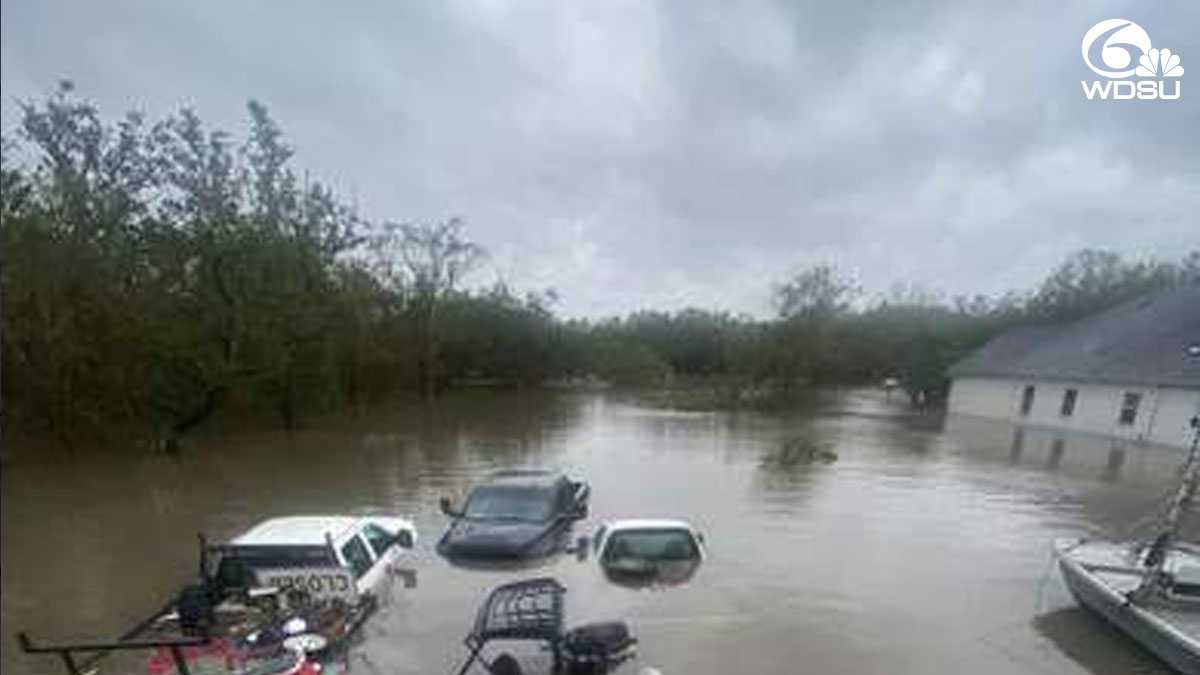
[948,286,1200,388]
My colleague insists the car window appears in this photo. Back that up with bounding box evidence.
[603,529,699,562]
[340,536,374,579]
[362,523,395,558]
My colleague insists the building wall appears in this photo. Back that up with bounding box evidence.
[1149,386,1200,447]
[948,376,1200,448]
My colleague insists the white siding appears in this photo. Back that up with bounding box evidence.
[947,377,1021,418]
[948,376,1200,449]
[1148,387,1200,447]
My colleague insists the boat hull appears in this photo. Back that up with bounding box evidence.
[1057,541,1200,675]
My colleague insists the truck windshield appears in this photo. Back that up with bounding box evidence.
[603,530,699,563]
[464,486,557,522]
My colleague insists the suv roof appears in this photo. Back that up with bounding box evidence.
[233,516,359,546]
[485,468,564,488]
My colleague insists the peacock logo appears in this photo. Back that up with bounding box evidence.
[1081,19,1183,100]
[1136,48,1184,78]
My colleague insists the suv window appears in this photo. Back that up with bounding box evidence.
[362,523,395,558]
[340,536,374,580]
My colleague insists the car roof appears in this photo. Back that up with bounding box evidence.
[483,468,565,488]
[233,516,360,546]
[603,519,697,534]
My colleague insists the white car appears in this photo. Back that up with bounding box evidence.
[591,519,706,586]
[219,515,418,602]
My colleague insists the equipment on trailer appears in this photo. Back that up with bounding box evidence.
[453,577,637,675]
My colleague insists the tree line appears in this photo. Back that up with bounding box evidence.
[2,84,1197,446]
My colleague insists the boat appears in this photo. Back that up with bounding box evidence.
[1055,413,1200,674]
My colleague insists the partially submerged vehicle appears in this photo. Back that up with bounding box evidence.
[19,515,417,675]
[452,577,639,675]
[438,470,590,560]
[1056,418,1200,674]
[590,520,705,588]
[212,516,417,601]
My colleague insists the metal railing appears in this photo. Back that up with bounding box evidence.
[17,631,210,675]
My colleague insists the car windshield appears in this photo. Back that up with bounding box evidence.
[603,529,699,563]
[463,486,557,522]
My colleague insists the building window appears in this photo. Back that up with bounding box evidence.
[1118,392,1142,426]
[1019,385,1036,416]
[1060,389,1078,417]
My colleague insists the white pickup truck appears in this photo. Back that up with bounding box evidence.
[208,515,418,606]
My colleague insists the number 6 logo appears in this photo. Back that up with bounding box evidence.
[1082,19,1152,79]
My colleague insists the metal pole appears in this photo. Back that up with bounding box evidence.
[1134,410,1200,601]
[59,652,80,675]
[454,642,483,675]
[169,644,191,675]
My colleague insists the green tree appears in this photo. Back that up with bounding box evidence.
[382,218,485,400]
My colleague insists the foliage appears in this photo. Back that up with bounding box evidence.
[3,84,1197,446]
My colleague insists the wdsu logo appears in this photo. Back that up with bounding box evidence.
[1081,19,1183,100]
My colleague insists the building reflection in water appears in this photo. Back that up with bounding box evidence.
[1009,427,1025,464]
[1103,445,1127,483]
[944,413,1188,495]
[1047,437,1066,470]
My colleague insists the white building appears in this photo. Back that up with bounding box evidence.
[947,287,1200,449]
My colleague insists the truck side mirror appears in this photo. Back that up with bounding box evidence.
[394,529,414,549]
[392,568,417,589]
[439,497,459,517]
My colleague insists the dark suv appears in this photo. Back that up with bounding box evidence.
[436,469,590,559]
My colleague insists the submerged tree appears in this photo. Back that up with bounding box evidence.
[383,218,484,400]
[770,265,860,387]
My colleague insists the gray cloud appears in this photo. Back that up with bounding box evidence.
[3,0,1197,316]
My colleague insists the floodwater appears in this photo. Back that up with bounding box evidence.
[3,389,1197,675]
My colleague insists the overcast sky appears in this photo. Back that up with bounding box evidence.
[2,1,1197,317]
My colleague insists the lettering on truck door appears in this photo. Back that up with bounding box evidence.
[256,567,357,602]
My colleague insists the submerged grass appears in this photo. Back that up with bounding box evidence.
[634,378,824,413]
[760,432,839,467]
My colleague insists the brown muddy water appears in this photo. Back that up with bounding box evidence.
[3,389,1196,675]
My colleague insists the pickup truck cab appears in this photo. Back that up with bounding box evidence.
[214,515,417,603]
[437,469,590,560]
